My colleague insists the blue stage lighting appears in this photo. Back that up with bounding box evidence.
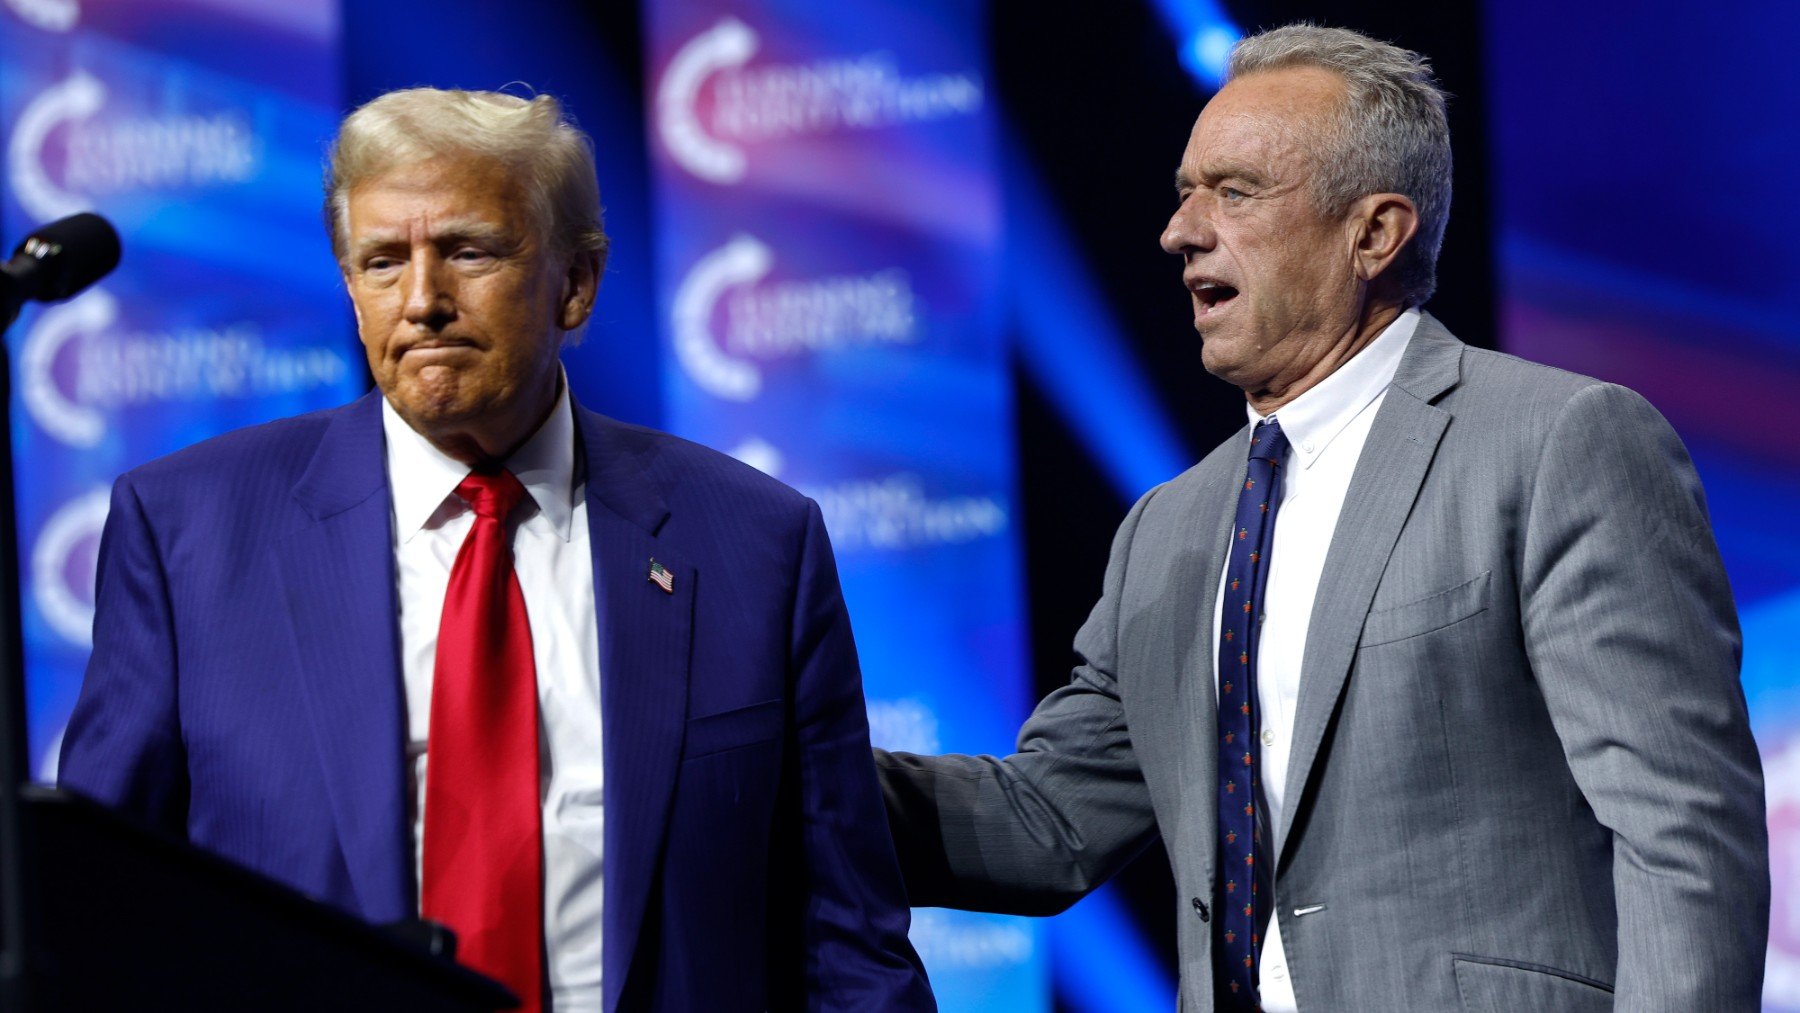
[1148,0,1241,90]
[1005,135,1193,502]
[1051,884,1180,1012]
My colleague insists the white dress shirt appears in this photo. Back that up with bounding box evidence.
[1211,309,1419,1011]
[383,378,605,1012]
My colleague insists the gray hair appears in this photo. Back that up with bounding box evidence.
[1228,25,1451,306]
[324,87,608,272]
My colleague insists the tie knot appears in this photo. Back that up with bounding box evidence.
[1247,418,1289,464]
[455,468,527,521]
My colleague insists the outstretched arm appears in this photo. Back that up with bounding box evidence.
[877,489,1162,915]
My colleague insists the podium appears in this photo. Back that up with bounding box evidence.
[1,785,515,1011]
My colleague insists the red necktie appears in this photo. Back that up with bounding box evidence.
[421,468,543,1012]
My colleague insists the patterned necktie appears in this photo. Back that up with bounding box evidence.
[1215,417,1289,1010]
[421,468,543,1013]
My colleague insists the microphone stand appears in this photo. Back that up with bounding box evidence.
[0,306,33,1007]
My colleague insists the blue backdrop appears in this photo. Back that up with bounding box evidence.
[1486,3,1800,1004]
[642,5,1045,1006]
[4,0,1794,1009]
[1,0,358,780]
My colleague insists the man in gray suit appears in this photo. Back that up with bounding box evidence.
[876,24,1768,1011]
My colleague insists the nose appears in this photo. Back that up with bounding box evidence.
[1161,197,1215,257]
[402,249,455,329]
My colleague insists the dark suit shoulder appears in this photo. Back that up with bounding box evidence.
[121,400,350,492]
[113,398,369,524]
[581,409,814,526]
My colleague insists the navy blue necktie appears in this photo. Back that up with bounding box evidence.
[1215,417,1289,1009]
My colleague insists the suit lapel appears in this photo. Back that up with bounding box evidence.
[273,392,411,920]
[577,410,693,1013]
[1275,315,1463,862]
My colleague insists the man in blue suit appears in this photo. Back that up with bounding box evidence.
[59,87,933,1012]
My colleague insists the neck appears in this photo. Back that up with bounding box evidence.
[1243,299,1405,415]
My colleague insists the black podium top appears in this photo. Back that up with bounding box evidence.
[9,785,515,1012]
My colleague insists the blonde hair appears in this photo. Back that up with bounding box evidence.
[324,87,608,270]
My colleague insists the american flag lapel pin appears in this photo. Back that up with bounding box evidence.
[648,558,674,594]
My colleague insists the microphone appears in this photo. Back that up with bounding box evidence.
[1,212,122,329]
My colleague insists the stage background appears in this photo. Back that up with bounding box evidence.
[2,0,1792,1008]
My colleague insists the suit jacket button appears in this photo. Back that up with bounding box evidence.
[1191,897,1209,922]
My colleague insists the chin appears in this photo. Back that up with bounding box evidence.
[1198,335,1249,380]
[385,383,484,430]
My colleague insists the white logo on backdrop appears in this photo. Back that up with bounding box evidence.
[674,234,772,400]
[656,17,984,184]
[8,70,105,220]
[673,234,916,402]
[32,487,110,648]
[7,70,258,221]
[723,437,1008,552]
[22,289,352,448]
[4,0,78,32]
[657,18,758,184]
[21,289,113,446]
[806,474,1006,552]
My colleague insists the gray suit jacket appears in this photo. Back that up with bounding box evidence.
[878,314,1768,1011]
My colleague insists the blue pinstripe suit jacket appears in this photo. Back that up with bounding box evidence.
[60,390,933,1011]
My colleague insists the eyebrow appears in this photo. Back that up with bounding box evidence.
[1173,165,1274,191]
[348,218,513,259]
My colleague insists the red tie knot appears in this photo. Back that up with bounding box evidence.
[455,468,527,521]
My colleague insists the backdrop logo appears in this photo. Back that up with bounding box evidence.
[804,474,1006,553]
[673,234,915,401]
[32,487,109,648]
[657,18,758,184]
[4,0,77,32]
[655,17,984,184]
[22,289,352,448]
[7,70,258,221]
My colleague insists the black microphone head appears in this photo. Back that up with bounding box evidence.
[12,212,122,301]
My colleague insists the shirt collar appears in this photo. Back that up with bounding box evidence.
[1248,307,1420,469]
[381,371,580,543]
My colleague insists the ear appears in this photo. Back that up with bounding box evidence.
[557,249,602,332]
[1348,193,1419,285]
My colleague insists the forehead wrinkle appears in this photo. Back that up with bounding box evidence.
[1206,69,1345,177]
[1189,104,1317,195]
[424,215,509,243]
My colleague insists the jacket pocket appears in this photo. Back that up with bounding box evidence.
[1361,570,1491,648]
[1453,953,1613,1013]
[683,698,784,760]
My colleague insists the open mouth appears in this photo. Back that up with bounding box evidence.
[1194,281,1239,313]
